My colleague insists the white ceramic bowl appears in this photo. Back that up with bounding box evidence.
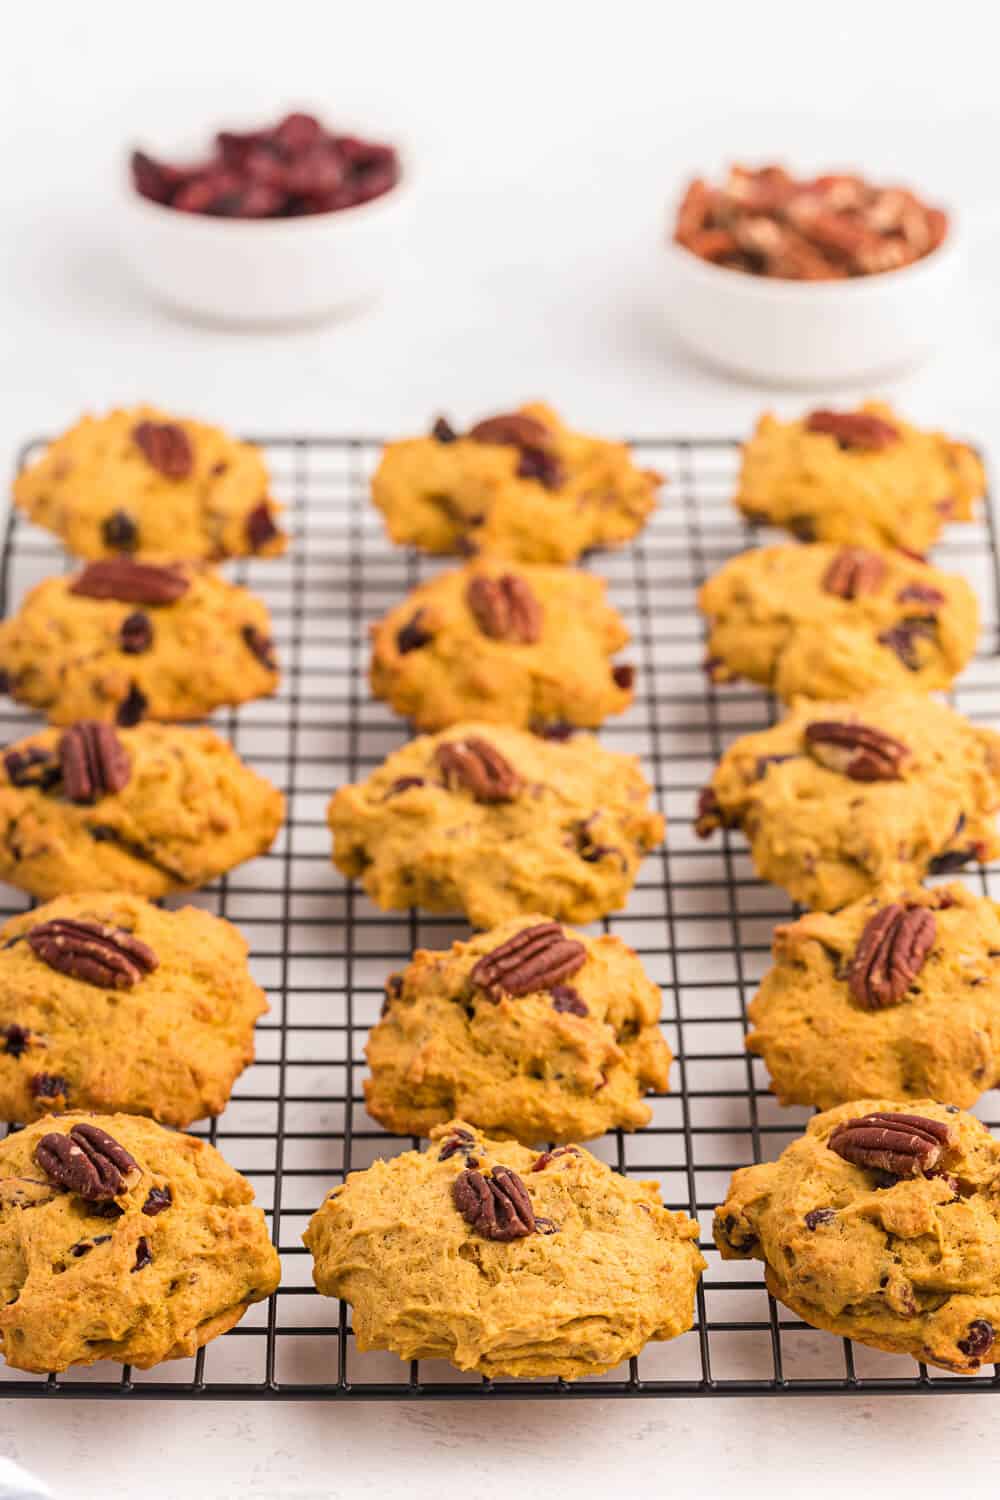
[661,223,962,387]
[117,141,414,328]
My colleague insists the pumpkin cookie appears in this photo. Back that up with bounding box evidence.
[747,883,1000,1110]
[304,1121,704,1380]
[328,723,664,927]
[14,406,286,561]
[695,688,1000,910]
[715,1099,1000,1373]
[0,1112,280,1372]
[366,916,671,1142]
[0,720,284,899]
[735,402,984,551]
[369,560,634,731]
[0,559,278,725]
[371,404,660,562]
[0,893,267,1126]
[700,543,978,701]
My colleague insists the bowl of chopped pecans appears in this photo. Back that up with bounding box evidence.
[119,110,414,328]
[662,164,961,386]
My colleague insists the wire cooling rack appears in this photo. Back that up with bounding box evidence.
[1,432,1000,1401]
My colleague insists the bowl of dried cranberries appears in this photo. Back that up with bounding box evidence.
[121,110,412,326]
[662,163,961,386]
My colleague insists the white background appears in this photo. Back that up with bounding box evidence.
[2,2,1000,1495]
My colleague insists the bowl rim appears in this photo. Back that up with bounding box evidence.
[663,216,959,298]
[121,141,413,232]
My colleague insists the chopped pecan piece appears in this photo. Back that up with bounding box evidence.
[470,921,587,999]
[242,624,277,670]
[69,559,189,605]
[35,1123,142,1202]
[438,1127,477,1162]
[59,722,131,803]
[821,548,887,600]
[531,1145,581,1172]
[467,412,564,490]
[551,984,588,1016]
[3,747,60,790]
[828,1110,955,1177]
[31,1072,68,1101]
[804,720,909,781]
[804,409,901,451]
[896,582,946,607]
[694,786,727,837]
[431,416,458,443]
[846,903,936,1009]
[27,918,158,989]
[452,1165,536,1241]
[115,683,148,727]
[435,737,522,802]
[466,574,543,643]
[132,421,194,479]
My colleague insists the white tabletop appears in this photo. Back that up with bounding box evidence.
[3,3,1000,1495]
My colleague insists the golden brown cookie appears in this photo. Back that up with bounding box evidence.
[14,406,286,561]
[695,689,1000,910]
[0,559,278,725]
[328,723,665,927]
[699,543,978,701]
[366,916,671,1142]
[747,883,1000,1110]
[0,893,267,1126]
[715,1099,1000,1373]
[0,721,285,900]
[0,1112,280,1372]
[735,402,984,551]
[369,560,634,731]
[371,403,660,562]
[304,1121,704,1379]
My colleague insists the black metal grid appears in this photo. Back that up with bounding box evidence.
[2,432,1000,1401]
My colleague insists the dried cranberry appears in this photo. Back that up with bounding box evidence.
[31,1072,68,1100]
[102,510,138,552]
[612,664,635,691]
[804,1207,836,1229]
[551,985,588,1017]
[2,1024,30,1057]
[242,625,277,670]
[132,1236,153,1272]
[119,612,153,655]
[246,502,279,551]
[384,776,425,799]
[116,684,148,727]
[142,1185,172,1216]
[957,1320,995,1360]
[432,417,458,443]
[396,611,432,653]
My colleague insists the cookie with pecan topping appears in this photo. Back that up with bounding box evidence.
[747,883,1000,1109]
[366,915,671,1142]
[370,560,635,731]
[695,688,1000,909]
[13,405,286,561]
[304,1122,703,1380]
[714,1098,1000,1374]
[327,722,665,926]
[0,561,278,725]
[699,543,978,701]
[0,721,284,899]
[0,893,266,1126]
[371,403,660,563]
[735,401,984,552]
[0,1112,279,1372]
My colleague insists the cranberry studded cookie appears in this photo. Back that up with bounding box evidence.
[735,402,984,552]
[0,720,285,899]
[371,404,660,563]
[695,688,1000,910]
[715,1100,1000,1373]
[304,1121,704,1380]
[747,883,1000,1110]
[0,559,278,725]
[369,560,635,731]
[699,543,978,701]
[0,893,268,1126]
[366,916,671,1142]
[13,406,286,561]
[327,723,665,927]
[0,1112,280,1372]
